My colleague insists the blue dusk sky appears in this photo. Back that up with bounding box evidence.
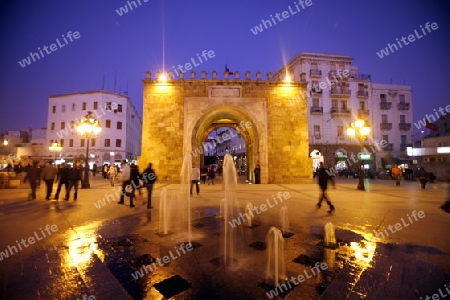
[0,0,448,132]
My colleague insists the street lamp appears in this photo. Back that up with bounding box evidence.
[347,119,371,190]
[76,111,102,189]
[49,142,62,161]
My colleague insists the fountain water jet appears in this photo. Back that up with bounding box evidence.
[265,227,286,287]
[159,188,170,235]
[324,222,337,249]
[279,205,290,235]
[245,202,254,228]
[179,154,192,244]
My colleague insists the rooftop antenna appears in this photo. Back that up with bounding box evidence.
[125,80,129,95]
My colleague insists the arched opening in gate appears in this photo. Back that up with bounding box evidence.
[190,106,260,184]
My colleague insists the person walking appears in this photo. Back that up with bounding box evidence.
[108,164,118,186]
[391,164,402,186]
[316,162,335,213]
[54,163,69,200]
[103,164,109,179]
[118,160,131,205]
[24,161,41,200]
[190,163,200,196]
[440,169,450,213]
[254,164,261,184]
[417,167,429,189]
[41,162,58,200]
[142,163,157,209]
[127,164,140,208]
[66,162,82,200]
[207,167,215,185]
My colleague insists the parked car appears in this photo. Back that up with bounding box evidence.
[338,169,358,178]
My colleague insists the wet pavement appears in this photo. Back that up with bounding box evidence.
[0,176,449,299]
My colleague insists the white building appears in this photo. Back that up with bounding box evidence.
[46,90,142,166]
[275,52,414,171]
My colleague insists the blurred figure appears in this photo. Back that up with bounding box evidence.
[54,163,69,200]
[24,161,40,200]
[207,167,215,185]
[118,160,130,205]
[316,162,335,213]
[440,169,450,213]
[190,163,200,196]
[108,164,118,186]
[66,161,82,200]
[41,162,58,200]
[417,167,429,189]
[142,163,157,209]
[391,164,402,186]
[254,164,261,184]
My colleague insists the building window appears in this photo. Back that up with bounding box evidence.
[91,138,95,147]
[341,100,347,110]
[400,115,406,123]
[337,126,343,137]
[60,139,64,147]
[401,135,407,144]
[312,98,319,107]
[69,139,74,147]
[70,121,75,130]
[383,135,389,142]
[106,120,111,128]
[105,102,112,111]
[118,104,123,112]
[93,101,98,110]
[331,100,338,110]
[382,114,388,123]
[399,95,405,103]
[51,122,55,130]
[116,139,122,147]
[72,103,76,111]
[52,106,56,113]
[61,122,65,130]
[314,125,321,138]
[380,94,386,102]
[82,102,87,110]
[360,101,365,110]
[117,121,122,130]
[62,104,66,113]
[80,139,85,147]
[105,139,110,147]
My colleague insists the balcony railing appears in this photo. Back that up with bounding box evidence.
[330,89,351,97]
[330,108,351,115]
[380,102,392,110]
[398,102,410,110]
[310,69,322,77]
[400,143,413,151]
[357,109,370,116]
[380,122,392,130]
[357,90,369,98]
[385,143,394,151]
[399,123,412,131]
[310,106,323,114]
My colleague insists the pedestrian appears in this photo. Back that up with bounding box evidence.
[391,164,402,186]
[54,163,69,200]
[207,167,215,185]
[316,162,335,213]
[417,167,429,189]
[24,161,40,200]
[254,164,261,184]
[142,163,157,209]
[103,164,109,179]
[190,163,200,196]
[126,164,140,208]
[66,161,82,200]
[108,164,118,186]
[41,162,58,200]
[118,160,131,205]
[92,163,97,177]
[440,169,450,213]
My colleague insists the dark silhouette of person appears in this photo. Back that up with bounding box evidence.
[316,162,335,213]
[440,169,450,213]
[66,162,82,200]
[54,163,69,200]
[142,163,156,209]
[24,161,40,200]
[41,162,57,200]
[254,164,261,184]
[417,167,428,189]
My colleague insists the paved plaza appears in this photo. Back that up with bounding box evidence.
[0,176,449,299]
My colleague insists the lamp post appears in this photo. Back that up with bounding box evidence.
[347,119,371,191]
[76,111,102,189]
[49,142,62,161]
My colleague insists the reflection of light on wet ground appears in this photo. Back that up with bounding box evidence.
[66,222,104,267]
[350,241,376,265]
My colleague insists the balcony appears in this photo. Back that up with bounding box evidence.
[399,123,412,131]
[357,109,370,117]
[330,89,351,97]
[357,90,369,98]
[328,70,348,80]
[380,102,392,110]
[310,106,323,115]
[380,122,392,130]
[398,102,410,110]
[385,143,394,151]
[310,69,322,77]
[330,108,351,116]
[400,143,413,151]
[310,86,323,94]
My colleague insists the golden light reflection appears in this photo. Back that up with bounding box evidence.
[350,241,376,265]
[66,222,105,267]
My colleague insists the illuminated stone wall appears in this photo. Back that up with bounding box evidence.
[140,71,312,183]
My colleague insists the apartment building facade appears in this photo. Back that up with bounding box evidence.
[46,90,142,166]
[275,52,414,171]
